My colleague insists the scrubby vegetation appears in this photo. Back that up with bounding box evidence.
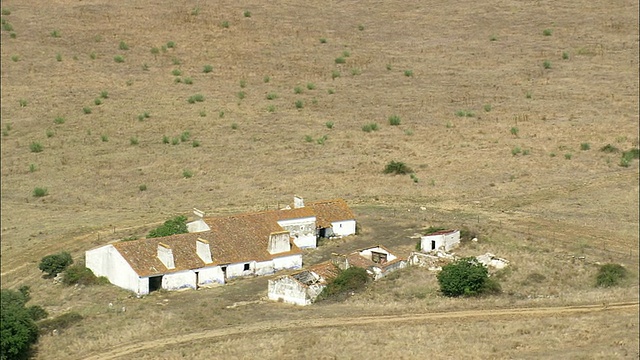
[0,286,46,360]
[319,267,369,301]
[147,215,188,238]
[383,161,412,175]
[595,263,628,288]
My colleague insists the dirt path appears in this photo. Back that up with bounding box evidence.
[80,301,639,360]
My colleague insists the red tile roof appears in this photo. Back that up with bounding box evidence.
[307,199,355,228]
[113,211,303,277]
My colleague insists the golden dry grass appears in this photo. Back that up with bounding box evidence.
[1,0,638,358]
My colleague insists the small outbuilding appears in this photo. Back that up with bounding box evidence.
[420,229,460,253]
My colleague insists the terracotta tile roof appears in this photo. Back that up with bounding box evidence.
[307,261,340,282]
[307,199,355,228]
[114,211,302,277]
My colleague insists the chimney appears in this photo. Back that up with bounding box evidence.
[267,231,291,254]
[157,243,175,269]
[196,238,213,264]
[331,253,349,270]
[293,195,304,209]
[193,208,205,219]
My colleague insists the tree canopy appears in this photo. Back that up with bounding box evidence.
[38,252,73,277]
[437,257,492,297]
[147,215,188,238]
[0,287,45,360]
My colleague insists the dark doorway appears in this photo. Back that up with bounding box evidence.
[149,275,163,292]
[221,266,227,280]
[195,271,200,289]
[431,240,436,250]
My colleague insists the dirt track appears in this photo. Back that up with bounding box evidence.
[80,301,639,360]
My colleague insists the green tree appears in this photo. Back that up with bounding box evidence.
[319,266,369,300]
[147,215,188,238]
[0,288,43,360]
[437,257,493,297]
[38,252,73,277]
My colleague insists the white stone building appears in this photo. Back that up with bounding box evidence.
[86,212,303,295]
[420,229,461,252]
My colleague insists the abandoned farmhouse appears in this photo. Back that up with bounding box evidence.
[268,245,407,306]
[85,197,356,295]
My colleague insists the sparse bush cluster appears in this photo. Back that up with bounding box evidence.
[596,263,628,287]
[318,266,369,301]
[38,252,73,277]
[383,160,412,175]
[147,216,188,238]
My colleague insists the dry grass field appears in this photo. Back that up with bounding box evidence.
[1,0,638,358]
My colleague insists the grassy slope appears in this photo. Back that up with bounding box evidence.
[0,0,638,358]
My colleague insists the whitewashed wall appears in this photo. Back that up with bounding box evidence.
[162,270,196,291]
[277,217,317,248]
[196,266,225,286]
[421,230,460,252]
[86,245,144,294]
[331,220,356,237]
[273,254,303,271]
[268,277,311,306]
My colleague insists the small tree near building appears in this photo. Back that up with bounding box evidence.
[437,257,498,297]
[147,215,188,238]
[0,286,47,360]
[38,252,73,278]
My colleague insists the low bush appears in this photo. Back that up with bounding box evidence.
[38,312,83,334]
[319,266,369,301]
[62,264,102,286]
[596,263,628,287]
[383,160,412,175]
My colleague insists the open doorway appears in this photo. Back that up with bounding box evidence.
[149,275,163,292]
[431,240,436,251]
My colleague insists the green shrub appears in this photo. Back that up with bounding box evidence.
[11,55,19,62]
[118,41,129,50]
[1,288,40,359]
[203,65,213,73]
[231,123,238,130]
[304,135,313,143]
[564,153,572,160]
[191,140,200,147]
[83,107,92,114]
[33,187,48,197]
[148,216,188,238]
[266,92,278,100]
[562,51,569,60]
[263,75,270,83]
[182,169,193,178]
[384,160,412,175]
[139,184,147,191]
[129,137,139,145]
[510,127,519,137]
[294,86,303,94]
[94,98,102,106]
[162,135,169,144]
[113,55,124,63]
[188,94,204,103]
[580,142,591,150]
[295,100,304,109]
[172,69,182,76]
[362,123,379,132]
[267,105,276,113]
[38,312,83,334]
[600,144,619,153]
[388,115,401,126]
[622,148,639,160]
[2,8,11,15]
[437,257,493,297]
[319,38,327,43]
[19,99,27,107]
[335,57,346,64]
[596,263,628,287]
[221,20,229,28]
[54,116,65,125]
[319,266,368,300]
[325,121,334,129]
[542,28,552,36]
[404,69,413,77]
[166,41,176,49]
[543,60,552,69]
[489,34,497,41]
[237,91,246,100]
[243,10,251,17]
[29,164,37,172]
[180,131,190,142]
[38,252,73,277]
[483,104,492,112]
[171,137,179,145]
[100,134,108,142]
[351,68,361,76]
[29,142,43,153]
[239,79,247,88]
[51,29,60,38]
[63,264,99,286]
[410,173,419,183]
